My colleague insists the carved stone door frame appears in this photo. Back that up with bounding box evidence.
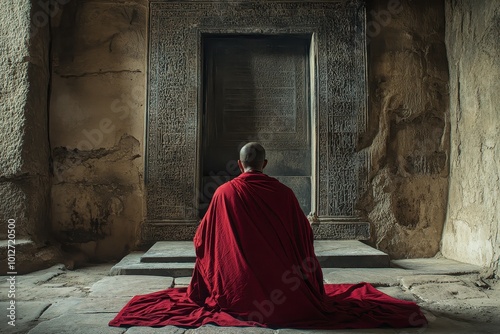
[143,0,368,242]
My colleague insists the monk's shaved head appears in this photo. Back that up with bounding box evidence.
[239,142,267,171]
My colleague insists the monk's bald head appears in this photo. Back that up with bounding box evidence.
[239,142,267,171]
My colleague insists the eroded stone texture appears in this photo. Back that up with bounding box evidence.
[441,0,500,273]
[362,0,450,258]
[49,0,147,260]
[0,0,51,243]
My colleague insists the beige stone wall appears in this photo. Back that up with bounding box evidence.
[46,0,453,262]
[49,0,147,260]
[363,0,450,258]
[441,0,500,273]
[0,0,51,242]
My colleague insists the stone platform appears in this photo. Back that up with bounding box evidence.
[110,240,390,277]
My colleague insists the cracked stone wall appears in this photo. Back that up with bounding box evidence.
[362,0,450,258]
[441,0,500,273]
[49,0,147,260]
[0,0,51,242]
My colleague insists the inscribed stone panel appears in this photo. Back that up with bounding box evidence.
[147,1,367,221]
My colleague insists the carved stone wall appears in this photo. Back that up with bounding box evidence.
[362,0,450,258]
[145,0,368,240]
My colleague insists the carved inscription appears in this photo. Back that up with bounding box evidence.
[208,36,308,147]
[147,1,367,221]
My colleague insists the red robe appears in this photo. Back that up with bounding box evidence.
[109,171,427,329]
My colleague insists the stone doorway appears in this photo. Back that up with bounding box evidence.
[143,0,369,242]
[200,34,312,217]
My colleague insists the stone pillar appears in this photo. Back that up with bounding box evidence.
[49,0,147,261]
[0,0,52,271]
[442,0,500,275]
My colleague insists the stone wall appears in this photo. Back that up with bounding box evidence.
[362,0,450,258]
[0,0,51,242]
[46,0,452,262]
[49,0,147,260]
[441,0,500,274]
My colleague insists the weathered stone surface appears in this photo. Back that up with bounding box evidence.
[39,297,132,320]
[50,136,143,260]
[174,277,192,288]
[28,313,126,334]
[392,257,481,275]
[441,0,500,274]
[185,325,275,334]
[376,286,418,302]
[125,327,186,334]
[0,0,32,177]
[311,222,370,240]
[110,252,195,277]
[0,0,51,247]
[0,178,50,243]
[48,0,147,261]
[0,301,51,334]
[51,1,147,76]
[400,275,463,290]
[362,0,450,259]
[410,283,487,302]
[322,268,408,286]
[89,275,173,297]
[0,240,63,275]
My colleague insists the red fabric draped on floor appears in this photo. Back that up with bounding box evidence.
[109,172,427,329]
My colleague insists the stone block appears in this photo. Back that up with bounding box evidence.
[0,301,51,334]
[27,313,126,334]
[185,325,274,334]
[89,276,173,297]
[174,277,192,288]
[392,258,481,275]
[126,327,186,334]
[400,275,463,290]
[410,283,487,302]
[0,177,50,242]
[40,297,134,320]
[322,268,408,286]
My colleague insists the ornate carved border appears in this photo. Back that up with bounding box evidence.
[146,0,367,226]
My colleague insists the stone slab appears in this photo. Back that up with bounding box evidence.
[185,325,275,333]
[322,268,409,286]
[28,313,126,334]
[125,327,187,334]
[311,222,371,240]
[142,221,371,244]
[314,241,389,268]
[39,297,132,320]
[110,252,194,277]
[0,301,50,334]
[376,286,418,302]
[141,242,195,263]
[141,241,389,268]
[400,275,463,290]
[409,283,488,302]
[89,275,173,297]
[392,257,481,275]
[174,277,192,288]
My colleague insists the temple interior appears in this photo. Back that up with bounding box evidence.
[0,0,499,333]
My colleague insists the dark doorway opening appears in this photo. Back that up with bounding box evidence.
[199,34,312,218]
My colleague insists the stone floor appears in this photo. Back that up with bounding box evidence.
[0,258,498,334]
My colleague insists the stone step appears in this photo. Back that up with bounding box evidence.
[110,241,389,277]
[141,221,371,245]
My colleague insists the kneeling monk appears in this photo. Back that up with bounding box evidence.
[110,142,427,329]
